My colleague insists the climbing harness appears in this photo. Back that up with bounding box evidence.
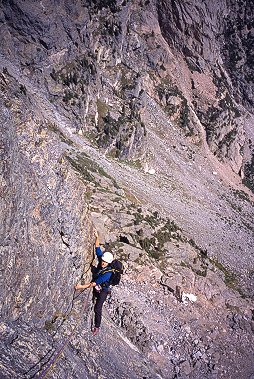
[36,287,92,379]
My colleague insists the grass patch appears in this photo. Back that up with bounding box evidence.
[134,211,144,225]
[66,155,97,184]
[120,159,143,170]
[144,211,161,228]
[46,122,74,146]
[225,304,240,313]
[66,152,115,187]
[210,259,237,288]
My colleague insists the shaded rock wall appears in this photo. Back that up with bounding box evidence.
[1,0,253,185]
[0,0,147,160]
[157,0,253,179]
[221,0,254,109]
[0,71,93,346]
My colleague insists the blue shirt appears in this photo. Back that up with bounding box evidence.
[95,246,112,289]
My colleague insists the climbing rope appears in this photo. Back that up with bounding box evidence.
[36,287,92,379]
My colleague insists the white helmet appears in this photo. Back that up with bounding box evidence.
[102,251,114,264]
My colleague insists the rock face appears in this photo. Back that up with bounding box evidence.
[0,71,94,377]
[0,1,254,379]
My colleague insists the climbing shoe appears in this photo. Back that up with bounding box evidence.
[92,327,100,336]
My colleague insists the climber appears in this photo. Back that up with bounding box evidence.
[75,230,114,336]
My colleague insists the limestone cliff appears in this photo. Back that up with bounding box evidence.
[0,1,254,379]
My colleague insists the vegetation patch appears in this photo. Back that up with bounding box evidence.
[192,255,208,277]
[232,188,251,203]
[44,310,67,331]
[66,152,115,187]
[179,259,207,277]
[144,211,161,228]
[155,77,193,134]
[133,208,144,225]
[50,52,97,106]
[243,151,254,194]
[87,0,119,13]
[95,101,145,159]
[120,159,143,170]
[97,99,109,120]
[118,65,138,96]
[96,113,120,147]
[66,155,97,184]
[46,122,74,146]
[197,92,241,149]
[130,208,183,260]
[188,239,208,258]
[209,258,246,296]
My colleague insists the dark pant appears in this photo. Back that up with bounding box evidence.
[94,289,108,328]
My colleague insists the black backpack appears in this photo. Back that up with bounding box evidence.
[108,260,123,286]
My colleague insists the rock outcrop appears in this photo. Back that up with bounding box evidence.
[0,71,93,377]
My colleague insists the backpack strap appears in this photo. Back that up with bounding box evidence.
[100,268,114,275]
[99,261,124,287]
[101,267,122,275]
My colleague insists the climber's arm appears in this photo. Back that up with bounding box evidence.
[94,229,100,248]
[75,282,96,290]
[94,229,103,258]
